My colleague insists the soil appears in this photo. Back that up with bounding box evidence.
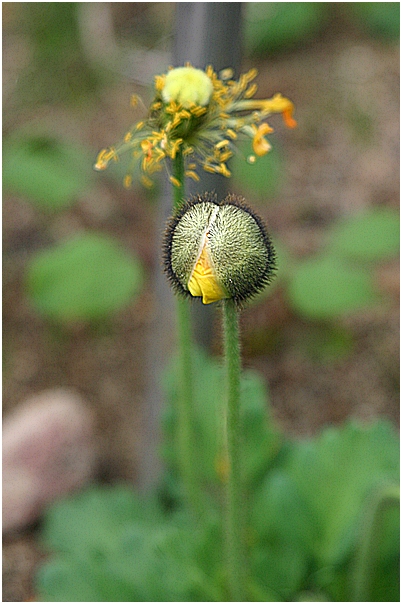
[3,9,399,601]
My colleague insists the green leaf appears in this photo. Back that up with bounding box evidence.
[37,485,163,602]
[349,3,400,41]
[3,133,94,211]
[232,140,284,200]
[26,233,144,322]
[251,541,307,599]
[37,558,107,602]
[328,208,400,262]
[37,485,224,602]
[244,2,327,56]
[288,254,380,319]
[40,485,161,555]
[251,470,317,552]
[286,420,399,566]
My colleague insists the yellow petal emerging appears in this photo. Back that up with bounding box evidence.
[188,244,226,304]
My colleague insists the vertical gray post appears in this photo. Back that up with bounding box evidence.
[173,3,243,348]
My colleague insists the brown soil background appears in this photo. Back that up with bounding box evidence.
[3,4,399,601]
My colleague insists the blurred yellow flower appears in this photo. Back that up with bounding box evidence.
[94,64,296,188]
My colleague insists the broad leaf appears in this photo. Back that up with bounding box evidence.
[26,233,143,321]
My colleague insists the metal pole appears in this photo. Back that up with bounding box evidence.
[173,2,243,349]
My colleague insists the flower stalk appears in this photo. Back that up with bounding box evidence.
[172,152,202,517]
[222,298,246,601]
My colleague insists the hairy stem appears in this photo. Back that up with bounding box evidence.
[172,152,201,517]
[173,151,185,212]
[222,298,246,601]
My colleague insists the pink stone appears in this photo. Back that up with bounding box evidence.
[3,389,96,533]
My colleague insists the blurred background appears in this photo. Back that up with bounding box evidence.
[3,3,399,600]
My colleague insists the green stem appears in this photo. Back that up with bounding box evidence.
[172,152,201,517]
[222,299,246,601]
[173,151,185,212]
[352,483,400,602]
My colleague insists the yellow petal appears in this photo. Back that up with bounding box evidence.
[188,245,226,304]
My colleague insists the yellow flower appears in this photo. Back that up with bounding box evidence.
[94,64,296,188]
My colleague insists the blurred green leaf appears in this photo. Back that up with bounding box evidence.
[286,420,399,567]
[244,2,327,56]
[252,470,317,552]
[37,485,224,602]
[299,323,355,363]
[251,540,308,600]
[288,253,379,319]
[349,3,400,41]
[3,134,93,211]
[26,233,143,322]
[14,3,105,105]
[353,484,400,603]
[250,421,399,601]
[232,140,284,200]
[40,485,162,555]
[328,208,400,262]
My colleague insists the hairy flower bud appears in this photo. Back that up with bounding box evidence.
[163,193,276,306]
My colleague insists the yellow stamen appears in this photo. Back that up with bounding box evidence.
[168,138,183,159]
[141,174,154,188]
[252,123,273,156]
[259,94,297,128]
[282,108,297,129]
[190,105,208,117]
[123,175,132,188]
[219,68,234,81]
[218,163,231,177]
[169,175,181,187]
[185,170,200,181]
[245,67,258,82]
[215,139,230,149]
[94,148,117,170]
[154,74,166,92]
[130,94,140,108]
[203,164,218,174]
[188,244,226,304]
[218,150,233,163]
[244,83,258,99]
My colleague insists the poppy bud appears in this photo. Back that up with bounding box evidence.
[163,193,276,307]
